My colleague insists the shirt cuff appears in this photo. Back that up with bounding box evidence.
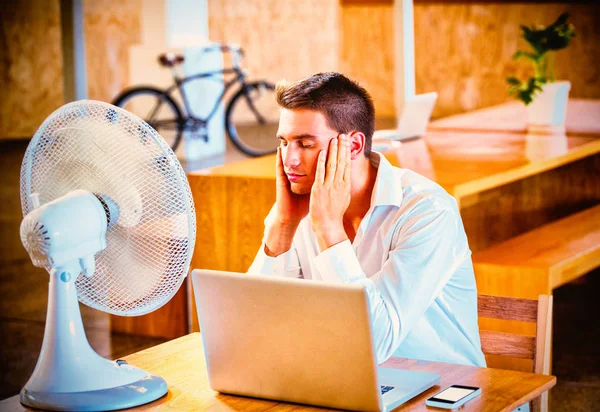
[247,243,299,276]
[313,240,365,283]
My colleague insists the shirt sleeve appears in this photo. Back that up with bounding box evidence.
[247,205,302,278]
[313,200,469,363]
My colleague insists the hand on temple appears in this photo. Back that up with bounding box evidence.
[310,135,351,252]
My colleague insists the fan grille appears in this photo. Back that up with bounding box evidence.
[20,100,196,316]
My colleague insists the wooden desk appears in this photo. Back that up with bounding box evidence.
[111,101,600,339]
[0,333,557,412]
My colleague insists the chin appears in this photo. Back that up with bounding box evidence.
[290,184,311,195]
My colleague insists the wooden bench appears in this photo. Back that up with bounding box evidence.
[473,204,600,373]
[473,204,600,300]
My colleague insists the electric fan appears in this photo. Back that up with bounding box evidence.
[18,100,196,411]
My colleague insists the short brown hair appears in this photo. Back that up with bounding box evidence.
[276,72,375,157]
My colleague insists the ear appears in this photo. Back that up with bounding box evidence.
[348,132,365,160]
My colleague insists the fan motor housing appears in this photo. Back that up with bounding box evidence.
[20,190,108,271]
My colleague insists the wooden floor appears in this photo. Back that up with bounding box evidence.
[1,134,599,410]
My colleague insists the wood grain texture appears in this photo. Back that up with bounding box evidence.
[478,294,538,322]
[477,295,550,371]
[473,204,600,287]
[535,295,553,376]
[477,294,553,411]
[340,2,600,118]
[0,0,142,140]
[83,0,142,103]
[340,3,395,117]
[208,0,339,88]
[480,330,536,359]
[0,332,557,411]
[461,153,600,253]
[0,0,64,139]
[110,286,188,339]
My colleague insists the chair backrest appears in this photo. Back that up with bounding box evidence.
[478,294,553,412]
[477,294,553,375]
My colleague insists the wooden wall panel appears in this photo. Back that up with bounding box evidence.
[5,2,597,139]
[0,0,142,140]
[208,0,339,88]
[340,4,395,117]
[341,3,600,118]
[83,0,142,103]
[0,0,64,139]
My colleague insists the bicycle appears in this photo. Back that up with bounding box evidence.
[112,44,279,157]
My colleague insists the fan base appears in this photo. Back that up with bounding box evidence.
[20,374,168,411]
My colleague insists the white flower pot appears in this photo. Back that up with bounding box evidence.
[525,133,568,162]
[527,80,571,134]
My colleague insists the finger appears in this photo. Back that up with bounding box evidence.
[325,138,338,184]
[343,136,351,184]
[276,147,286,179]
[276,146,281,172]
[335,134,347,182]
[315,150,326,186]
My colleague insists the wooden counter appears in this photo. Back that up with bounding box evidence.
[111,100,600,338]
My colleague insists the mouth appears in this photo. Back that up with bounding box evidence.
[286,173,305,182]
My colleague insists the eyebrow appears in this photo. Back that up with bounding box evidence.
[277,134,319,141]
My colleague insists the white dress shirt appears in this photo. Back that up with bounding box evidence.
[248,151,486,367]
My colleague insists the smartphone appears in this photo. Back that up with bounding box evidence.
[425,384,481,409]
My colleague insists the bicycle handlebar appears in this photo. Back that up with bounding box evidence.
[160,43,246,75]
[199,43,244,57]
[198,43,244,68]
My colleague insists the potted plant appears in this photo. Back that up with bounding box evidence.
[506,13,576,134]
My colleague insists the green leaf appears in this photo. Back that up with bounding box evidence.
[552,12,569,27]
[508,12,574,105]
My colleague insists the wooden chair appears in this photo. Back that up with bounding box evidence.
[478,294,553,412]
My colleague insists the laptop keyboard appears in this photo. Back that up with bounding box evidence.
[381,385,395,395]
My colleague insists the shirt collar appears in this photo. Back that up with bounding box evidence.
[368,151,404,207]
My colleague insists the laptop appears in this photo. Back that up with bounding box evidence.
[372,92,438,147]
[191,269,440,411]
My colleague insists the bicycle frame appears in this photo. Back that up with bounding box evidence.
[164,66,247,124]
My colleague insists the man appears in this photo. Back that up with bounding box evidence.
[248,72,485,367]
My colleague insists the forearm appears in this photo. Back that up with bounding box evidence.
[314,222,347,252]
[264,219,300,257]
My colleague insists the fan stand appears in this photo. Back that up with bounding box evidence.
[20,268,168,411]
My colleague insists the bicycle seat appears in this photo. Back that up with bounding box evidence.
[158,53,185,67]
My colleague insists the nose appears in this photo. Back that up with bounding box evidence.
[282,145,300,169]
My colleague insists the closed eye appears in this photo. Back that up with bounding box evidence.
[298,141,314,149]
[277,135,317,149]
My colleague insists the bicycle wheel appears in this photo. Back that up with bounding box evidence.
[226,81,279,157]
[112,86,184,152]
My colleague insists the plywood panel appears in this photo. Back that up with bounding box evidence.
[0,0,143,140]
[341,3,600,118]
[83,0,142,103]
[0,0,64,139]
[340,4,395,117]
[208,0,339,89]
